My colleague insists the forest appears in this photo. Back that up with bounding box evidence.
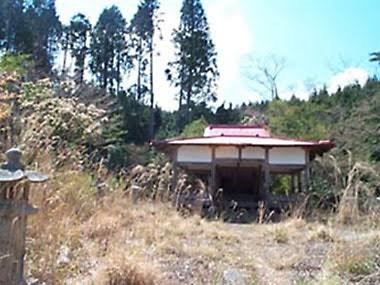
[0,0,380,284]
[1,0,379,165]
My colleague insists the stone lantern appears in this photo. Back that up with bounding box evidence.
[0,148,48,285]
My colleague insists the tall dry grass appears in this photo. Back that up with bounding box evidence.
[313,150,380,225]
[327,234,380,282]
[25,161,254,284]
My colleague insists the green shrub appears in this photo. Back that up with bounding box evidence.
[180,116,208,138]
[0,53,33,77]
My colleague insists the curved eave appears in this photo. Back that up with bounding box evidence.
[152,136,335,156]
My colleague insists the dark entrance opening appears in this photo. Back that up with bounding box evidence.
[218,166,262,209]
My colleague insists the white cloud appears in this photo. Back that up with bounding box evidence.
[151,1,181,111]
[277,67,369,102]
[280,83,311,101]
[327,67,369,94]
[205,0,252,108]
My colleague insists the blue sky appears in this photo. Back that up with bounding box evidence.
[56,0,380,110]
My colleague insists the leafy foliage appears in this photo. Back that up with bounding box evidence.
[180,116,208,138]
[266,98,330,140]
[0,0,61,74]
[0,53,33,77]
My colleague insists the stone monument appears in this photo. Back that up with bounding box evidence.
[0,148,48,285]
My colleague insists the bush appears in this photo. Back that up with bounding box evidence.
[180,116,208,138]
[272,226,289,243]
[0,53,34,77]
[100,256,157,285]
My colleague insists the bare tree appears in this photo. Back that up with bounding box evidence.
[244,55,286,100]
[327,54,353,74]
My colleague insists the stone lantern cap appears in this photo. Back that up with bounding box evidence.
[0,148,48,183]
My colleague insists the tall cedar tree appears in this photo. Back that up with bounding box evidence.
[0,0,29,52]
[0,0,61,74]
[167,0,218,120]
[25,0,61,73]
[130,0,161,140]
[89,6,128,93]
[69,13,92,84]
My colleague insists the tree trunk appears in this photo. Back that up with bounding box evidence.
[103,60,108,90]
[137,40,142,100]
[185,69,193,124]
[178,65,184,111]
[62,45,68,76]
[178,87,183,110]
[78,48,86,84]
[5,17,11,51]
[116,52,121,95]
[148,38,155,141]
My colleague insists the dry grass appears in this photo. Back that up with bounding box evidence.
[95,253,158,285]
[269,218,307,244]
[309,226,336,243]
[272,225,289,244]
[23,157,380,284]
[25,168,255,284]
[271,253,303,271]
[327,235,380,280]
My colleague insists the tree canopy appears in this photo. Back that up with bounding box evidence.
[166,0,219,119]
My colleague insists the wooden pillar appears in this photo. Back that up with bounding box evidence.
[234,146,241,190]
[210,147,216,196]
[297,171,302,192]
[172,161,178,191]
[171,148,178,192]
[290,173,295,193]
[262,148,270,200]
[304,149,310,191]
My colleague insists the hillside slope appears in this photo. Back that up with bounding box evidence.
[241,80,380,165]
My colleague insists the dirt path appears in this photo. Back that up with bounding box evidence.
[207,222,334,285]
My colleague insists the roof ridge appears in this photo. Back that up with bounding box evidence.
[207,124,268,129]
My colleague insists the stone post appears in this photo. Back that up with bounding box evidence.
[0,148,48,285]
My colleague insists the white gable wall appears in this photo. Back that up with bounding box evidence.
[177,146,212,163]
[215,146,239,159]
[269,147,306,165]
[242,147,265,160]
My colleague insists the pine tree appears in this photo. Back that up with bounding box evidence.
[69,13,92,84]
[130,0,161,140]
[89,6,128,93]
[166,0,218,120]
